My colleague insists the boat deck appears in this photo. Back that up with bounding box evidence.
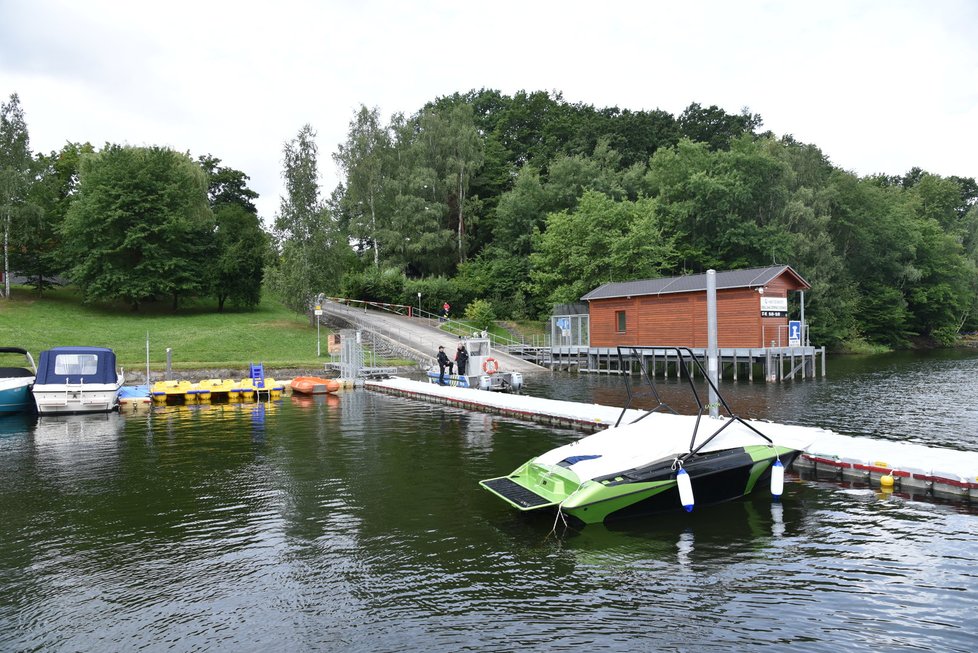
[365,377,978,500]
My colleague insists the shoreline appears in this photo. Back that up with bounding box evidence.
[122,366,418,385]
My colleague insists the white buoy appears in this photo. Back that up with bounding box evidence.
[677,467,694,512]
[771,459,785,499]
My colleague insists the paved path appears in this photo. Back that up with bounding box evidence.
[319,300,545,374]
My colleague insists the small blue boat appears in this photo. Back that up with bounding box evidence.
[0,347,37,414]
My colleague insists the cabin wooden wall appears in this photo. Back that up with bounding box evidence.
[588,273,805,348]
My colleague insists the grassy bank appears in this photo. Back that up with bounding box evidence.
[0,286,326,372]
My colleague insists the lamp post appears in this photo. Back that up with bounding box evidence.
[417,292,422,319]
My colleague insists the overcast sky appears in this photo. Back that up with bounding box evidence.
[2,0,976,221]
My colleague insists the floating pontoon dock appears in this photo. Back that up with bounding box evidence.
[365,377,978,500]
[149,378,285,403]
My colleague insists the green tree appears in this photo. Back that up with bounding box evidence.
[825,173,920,346]
[678,103,763,151]
[492,165,549,256]
[212,204,268,311]
[381,112,454,277]
[530,191,675,307]
[13,143,94,293]
[60,145,216,310]
[0,93,32,298]
[464,298,496,330]
[646,137,794,271]
[197,154,259,213]
[333,106,393,268]
[269,124,353,312]
[442,103,484,262]
[902,177,978,341]
[198,156,268,311]
[412,103,484,264]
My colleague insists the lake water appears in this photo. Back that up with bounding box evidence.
[2,351,978,651]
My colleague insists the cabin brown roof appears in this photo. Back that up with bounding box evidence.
[580,265,810,301]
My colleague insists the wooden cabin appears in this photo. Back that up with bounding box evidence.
[581,266,811,349]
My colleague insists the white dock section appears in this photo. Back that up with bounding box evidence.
[366,376,637,431]
[365,377,978,500]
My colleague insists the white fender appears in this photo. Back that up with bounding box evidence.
[771,459,785,499]
[676,467,694,513]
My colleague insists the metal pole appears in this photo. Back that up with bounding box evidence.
[145,332,150,385]
[315,295,324,357]
[165,348,172,381]
[800,290,807,345]
[706,269,719,418]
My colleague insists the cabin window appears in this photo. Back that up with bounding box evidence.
[54,354,99,376]
[616,310,627,333]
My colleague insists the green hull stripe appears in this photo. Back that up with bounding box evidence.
[563,481,674,524]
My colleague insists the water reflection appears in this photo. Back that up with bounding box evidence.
[0,411,36,437]
[290,392,341,410]
[2,354,978,651]
[33,412,125,480]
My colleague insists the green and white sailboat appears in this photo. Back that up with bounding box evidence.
[480,347,820,525]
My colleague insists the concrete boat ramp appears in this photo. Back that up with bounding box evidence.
[366,376,978,501]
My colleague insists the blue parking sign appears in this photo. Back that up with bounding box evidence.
[788,320,801,346]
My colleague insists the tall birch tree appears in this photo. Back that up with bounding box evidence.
[416,103,483,263]
[333,106,392,268]
[0,93,32,298]
[270,124,352,312]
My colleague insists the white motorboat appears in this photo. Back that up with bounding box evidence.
[32,347,124,414]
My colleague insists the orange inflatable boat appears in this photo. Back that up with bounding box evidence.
[290,376,340,395]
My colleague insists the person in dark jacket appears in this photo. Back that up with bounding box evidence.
[436,346,451,385]
[455,342,469,375]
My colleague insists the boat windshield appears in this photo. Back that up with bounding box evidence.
[54,353,100,376]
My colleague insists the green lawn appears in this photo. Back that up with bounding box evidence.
[0,286,326,371]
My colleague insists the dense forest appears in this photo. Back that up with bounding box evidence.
[3,90,977,350]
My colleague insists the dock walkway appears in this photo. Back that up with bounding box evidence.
[366,377,978,500]
[318,300,544,374]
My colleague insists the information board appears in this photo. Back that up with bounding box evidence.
[760,296,788,318]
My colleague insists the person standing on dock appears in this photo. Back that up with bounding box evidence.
[455,342,469,375]
[437,346,452,385]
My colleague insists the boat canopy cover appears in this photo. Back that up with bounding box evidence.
[35,347,118,385]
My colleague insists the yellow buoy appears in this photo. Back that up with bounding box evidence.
[880,474,895,488]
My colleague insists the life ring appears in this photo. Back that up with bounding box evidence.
[482,358,499,375]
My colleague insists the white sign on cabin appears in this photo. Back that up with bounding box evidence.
[760,296,788,318]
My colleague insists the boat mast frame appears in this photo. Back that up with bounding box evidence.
[614,346,774,463]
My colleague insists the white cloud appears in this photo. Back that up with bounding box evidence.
[2,0,976,222]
